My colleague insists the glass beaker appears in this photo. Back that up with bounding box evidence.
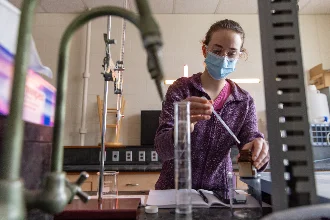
[97,171,119,197]
[174,101,192,214]
[228,172,262,219]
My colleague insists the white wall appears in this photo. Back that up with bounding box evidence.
[32,13,330,146]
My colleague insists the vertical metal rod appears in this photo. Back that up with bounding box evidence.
[116,95,121,112]
[116,94,121,137]
[120,0,127,63]
[115,0,127,135]
[98,15,112,201]
[0,0,38,179]
[79,20,92,146]
[107,16,111,56]
[98,81,109,200]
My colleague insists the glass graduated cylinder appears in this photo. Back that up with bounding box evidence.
[174,101,192,214]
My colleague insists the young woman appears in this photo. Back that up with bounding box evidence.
[154,19,269,191]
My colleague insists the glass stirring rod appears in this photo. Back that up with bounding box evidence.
[202,97,240,144]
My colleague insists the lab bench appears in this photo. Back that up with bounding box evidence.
[63,191,273,220]
[137,207,272,220]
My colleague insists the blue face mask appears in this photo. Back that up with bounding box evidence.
[204,52,238,80]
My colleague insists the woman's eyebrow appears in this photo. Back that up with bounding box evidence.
[213,44,223,48]
[213,44,239,51]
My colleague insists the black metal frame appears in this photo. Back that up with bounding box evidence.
[258,0,317,211]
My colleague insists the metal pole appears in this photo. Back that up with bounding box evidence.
[98,15,112,201]
[0,1,38,219]
[115,0,127,137]
[0,0,37,180]
[98,81,109,200]
[120,0,127,63]
[79,20,92,146]
[107,16,111,53]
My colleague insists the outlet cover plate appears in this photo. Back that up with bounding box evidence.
[126,151,132,161]
[151,151,158,161]
[139,151,145,162]
[112,151,119,162]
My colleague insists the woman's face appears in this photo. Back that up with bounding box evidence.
[203,29,243,60]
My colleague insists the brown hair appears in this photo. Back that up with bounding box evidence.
[202,19,248,59]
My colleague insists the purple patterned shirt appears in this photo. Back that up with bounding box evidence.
[154,73,264,191]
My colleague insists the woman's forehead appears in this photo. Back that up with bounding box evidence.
[209,29,242,49]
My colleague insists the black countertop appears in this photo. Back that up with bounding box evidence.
[83,191,272,220]
[137,207,272,220]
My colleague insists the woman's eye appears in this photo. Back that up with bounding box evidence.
[228,52,238,57]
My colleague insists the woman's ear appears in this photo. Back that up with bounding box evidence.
[202,45,207,58]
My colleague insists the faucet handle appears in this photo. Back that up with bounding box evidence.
[66,172,90,203]
[75,171,89,186]
[76,189,90,203]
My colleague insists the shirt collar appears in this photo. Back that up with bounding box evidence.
[189,72,249,102]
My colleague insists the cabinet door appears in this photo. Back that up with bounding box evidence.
[67,172,160,192]
[117,172,160,191]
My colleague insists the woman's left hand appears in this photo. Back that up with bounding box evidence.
[240,138,270,170]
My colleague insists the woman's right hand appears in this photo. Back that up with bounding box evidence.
[184,96,213,132]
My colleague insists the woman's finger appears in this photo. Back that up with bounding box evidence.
[185,96,210,104]
[251,138,264,161]
[190,109,212,116]
[190,115,211,123]
[254,141,269,167]
[189,102,212,110]
[255,154,270,170]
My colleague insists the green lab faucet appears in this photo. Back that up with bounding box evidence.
[0,0,164,219]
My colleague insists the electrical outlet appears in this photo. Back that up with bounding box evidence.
[151,151,158,161]
[139,151,145,162]
[126,151,132,161]
[112,151,119,162]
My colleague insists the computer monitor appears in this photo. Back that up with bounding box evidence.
[140,110,161,146]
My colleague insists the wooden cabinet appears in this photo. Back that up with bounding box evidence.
[117,172,160,191]
[67,171,251,191]
[66,171,160,192]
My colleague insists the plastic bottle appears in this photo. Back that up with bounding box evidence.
[307,85,330,123]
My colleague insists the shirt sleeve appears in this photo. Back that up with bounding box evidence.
[237,97,268,172]
[154,82,184,162]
